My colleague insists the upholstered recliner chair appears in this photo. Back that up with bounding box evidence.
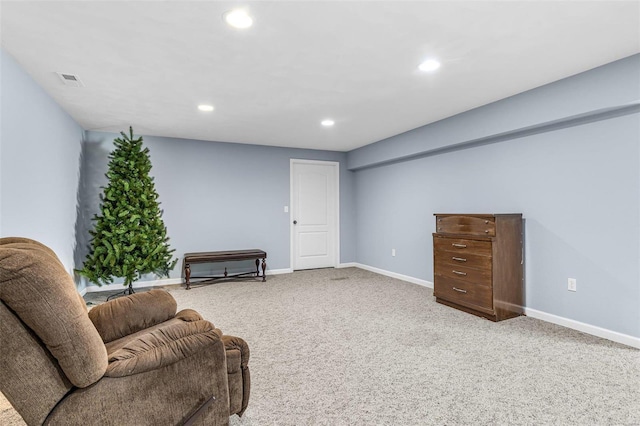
[0,237,250,425]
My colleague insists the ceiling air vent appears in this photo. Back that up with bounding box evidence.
[56,72,84,87]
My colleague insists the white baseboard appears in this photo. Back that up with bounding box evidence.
[82,268,293,294]
[268,268,293,275]
[352,263,639,349]
[337,262,358,269]
[84,277,183,293]
[352,263,434,288]
[525,308,640,349]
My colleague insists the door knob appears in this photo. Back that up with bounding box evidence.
[293,220,297,225]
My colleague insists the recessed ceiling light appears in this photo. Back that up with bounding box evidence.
[321,119,335,127]
[418,59,441,72]
[224,9,253,29]
[198,104,214,112]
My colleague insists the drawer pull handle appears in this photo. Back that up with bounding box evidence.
[453,287,467,293]
[452,243,467,248]
[452,270,467,276]
[452,257,467,262]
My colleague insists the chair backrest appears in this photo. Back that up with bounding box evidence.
[0,237,108,425]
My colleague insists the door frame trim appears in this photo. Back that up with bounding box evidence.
[289,159,340,271]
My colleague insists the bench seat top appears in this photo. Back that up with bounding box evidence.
[184,250,267,263]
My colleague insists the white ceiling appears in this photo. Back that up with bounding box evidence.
[2,1,639,152]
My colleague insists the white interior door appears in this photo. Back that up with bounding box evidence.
[291,160,339,270]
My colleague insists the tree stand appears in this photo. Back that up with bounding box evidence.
[106,283,135,301]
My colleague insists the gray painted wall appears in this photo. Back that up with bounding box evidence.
[78,131,356,284]
[351,55,640,338]
[0,49,83,274]
[348,54,640,171]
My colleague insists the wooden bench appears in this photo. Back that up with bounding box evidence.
[183,249,267,290]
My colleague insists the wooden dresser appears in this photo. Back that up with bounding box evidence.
[433,213,524,321]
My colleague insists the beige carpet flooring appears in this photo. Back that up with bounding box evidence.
[2,267,639,425]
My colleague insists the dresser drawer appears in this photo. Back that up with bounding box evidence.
[434,260,492,286]
[436,215,495,237]
[434,249,492,271]
[434,277,493,313]
[433,235,492,256]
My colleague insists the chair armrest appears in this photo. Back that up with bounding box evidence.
[176,309,225,338]
[222,335,250,369]
[105,320,219,377]
[89,289,177,343]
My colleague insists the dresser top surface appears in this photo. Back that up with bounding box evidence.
[434,213,522,218]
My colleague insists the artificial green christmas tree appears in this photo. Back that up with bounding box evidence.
[78,127,176,295]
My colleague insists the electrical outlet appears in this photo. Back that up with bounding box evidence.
[568,278,577,292]
[284,206,289,213]
[391,248,396,257]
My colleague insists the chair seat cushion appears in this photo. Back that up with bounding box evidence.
[106,320,220,377]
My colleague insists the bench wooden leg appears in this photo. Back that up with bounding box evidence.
[261,258,266,282]
[185,263,191,290]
